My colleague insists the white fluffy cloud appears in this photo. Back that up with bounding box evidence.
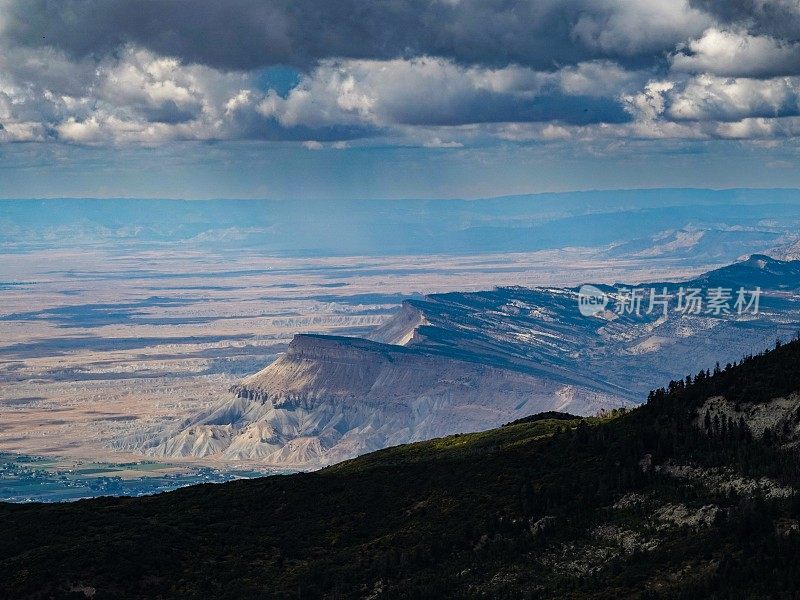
[571,0,712,56]
[0,46,263,143]
[671,28,800,77]
[254,58,636,130]
[668,75,800,122]
[618,73,800,139]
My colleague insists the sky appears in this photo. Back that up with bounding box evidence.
[1,0,800,199]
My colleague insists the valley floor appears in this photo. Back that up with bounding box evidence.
[0,246,707,466]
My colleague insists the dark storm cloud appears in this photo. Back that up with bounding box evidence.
[689,0,800,40]
[247,120,380,143]
[138,100,202,125]
[5,0,707,71]
[384,92,631,127]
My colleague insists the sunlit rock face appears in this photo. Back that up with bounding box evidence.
[137,333,618,467]
[125,256,800,469]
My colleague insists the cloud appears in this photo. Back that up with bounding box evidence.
[255,58,632,129]
[423,137,464,148]
[689,0,800,41]
[0,45,380,144]
[494,122,575,141]
[713,116,800,139]
[622,81,676,122]
[99,50,206,124]
[571,0,711,57]
[618,74,800,139]
[2,0,800,147]
[557,61,647,97]
[1,0,714,71]
[0,44,253,143]
[668,75,800,122]
[671,28,800,77]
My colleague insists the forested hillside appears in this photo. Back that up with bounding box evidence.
[4,340,800,599]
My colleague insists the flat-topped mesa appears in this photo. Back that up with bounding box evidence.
[145,328,627,466]
[283,332,410,358]
[229,333,420,409]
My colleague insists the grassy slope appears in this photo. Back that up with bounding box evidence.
[3,342,800,599]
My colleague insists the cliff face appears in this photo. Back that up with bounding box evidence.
[136,334,620,467]
[239,335,411,404]
[366,302,428,345]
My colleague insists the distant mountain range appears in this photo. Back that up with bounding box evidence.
[7,329,800,598]
[118,255,800,467]
[4,189,800,261]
